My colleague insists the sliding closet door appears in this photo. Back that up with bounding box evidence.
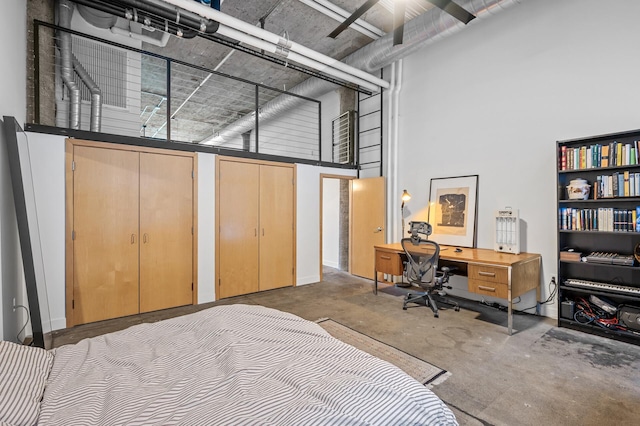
[259,165,295,291]
[72,146,139,325]
[218,160,260,298]
[139,153,194,313]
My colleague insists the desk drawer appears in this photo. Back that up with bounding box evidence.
[375,250,404,275]
[468,264,508,284]
[469,279,508,299]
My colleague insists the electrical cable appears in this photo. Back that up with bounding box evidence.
[572,297,626,331]
[15,305,31,344]
[514,276,558,314]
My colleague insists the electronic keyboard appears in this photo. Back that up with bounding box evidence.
[564,278,640,295]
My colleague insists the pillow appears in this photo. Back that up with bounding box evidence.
[0,341,53,426]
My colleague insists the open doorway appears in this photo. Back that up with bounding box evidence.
[320,174,353,281]
[320,175,386,282]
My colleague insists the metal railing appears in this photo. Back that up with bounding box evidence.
[31,21,322,161]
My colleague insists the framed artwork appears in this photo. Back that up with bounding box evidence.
[427,175,479,248]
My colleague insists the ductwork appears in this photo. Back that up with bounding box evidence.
[204,0,524,145]
[58,0,81,130]
[353,0,524,73]
[72,56,102,132]
[57,0,104,131]
[74,0,220,37]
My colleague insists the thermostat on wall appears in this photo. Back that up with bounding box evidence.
[494,208,520,254]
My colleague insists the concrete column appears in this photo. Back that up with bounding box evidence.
[338,179,349,271]
[337,87,356,271]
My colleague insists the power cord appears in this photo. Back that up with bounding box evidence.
[15,304,31,344]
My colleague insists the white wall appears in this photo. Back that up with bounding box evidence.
[197,152,216,303]
[14,134,352,327]
[322,178,340,268]
[297,165,357,285]
[397,0,640,317]
[0,0,27,342]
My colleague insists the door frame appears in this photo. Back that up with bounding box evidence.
[319,174,355,282]
[65,139,198,327]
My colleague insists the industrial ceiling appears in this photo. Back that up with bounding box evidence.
[33,0,521,146]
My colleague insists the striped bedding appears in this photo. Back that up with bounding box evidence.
[39,304,457,425]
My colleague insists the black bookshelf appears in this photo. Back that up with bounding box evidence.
[557,130,640,346]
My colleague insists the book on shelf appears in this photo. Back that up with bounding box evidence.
[601,145,610,167]
[559,206,638,232]
[624,171,630,197]
[559,140,640,171]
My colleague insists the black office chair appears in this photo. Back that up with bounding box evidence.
[401,221,460,317]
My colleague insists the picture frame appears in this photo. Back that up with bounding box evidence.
[427,175,479,248]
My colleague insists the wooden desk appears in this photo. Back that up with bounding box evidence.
[374,243,542,335]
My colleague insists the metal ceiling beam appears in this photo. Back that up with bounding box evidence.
[297,0,384,39]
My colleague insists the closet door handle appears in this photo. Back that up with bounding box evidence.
[255,228,257,237]
[143,233,149,243]
[131,234,136,244]
[262,228,265,236]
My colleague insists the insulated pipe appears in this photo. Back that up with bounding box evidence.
[392,60,403,242]
[59,0,81,130]
[216,25,380,93]
[386,62,396,244]
[72,55,103,132]
[160,0,389,90]
[349,0,524,72]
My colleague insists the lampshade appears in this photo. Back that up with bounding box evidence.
[401,190,411,202]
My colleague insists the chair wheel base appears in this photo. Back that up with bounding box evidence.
[402,306,407,310]
[454,306,460,312]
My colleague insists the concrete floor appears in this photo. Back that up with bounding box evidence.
[52,268,640,425]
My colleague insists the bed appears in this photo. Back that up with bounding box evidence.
[1,304,457,425]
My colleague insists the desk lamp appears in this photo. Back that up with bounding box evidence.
[401,189,411,236]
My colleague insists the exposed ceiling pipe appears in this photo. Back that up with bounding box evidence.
[216,25,380,93]
[58,0,81,130]
[159,0,390,90]
[203,0,523,145]
[297,0,384,39]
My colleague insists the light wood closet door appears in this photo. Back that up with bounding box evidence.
[259,165,294,291]
[218,161,260,298]
[73,146,139,324]
[139,153,194,313]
